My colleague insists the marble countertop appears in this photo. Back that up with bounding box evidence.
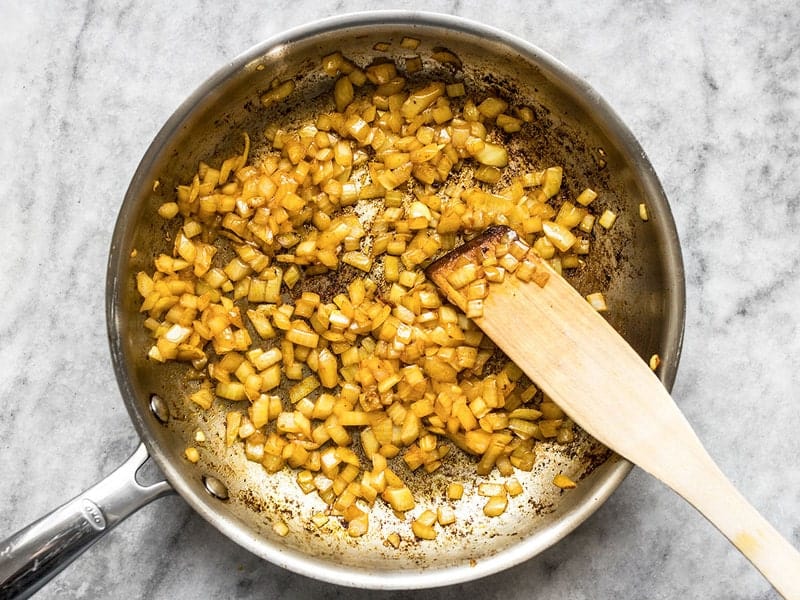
[2,1,798,598]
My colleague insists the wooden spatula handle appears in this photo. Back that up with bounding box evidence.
[579,372,800,597]
[656,433,800,598]
[593,375,800,598]
[698,473,800,598]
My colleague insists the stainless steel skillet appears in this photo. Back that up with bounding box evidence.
[0,11,684,597]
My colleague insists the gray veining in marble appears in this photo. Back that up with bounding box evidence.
[1,1,799,598]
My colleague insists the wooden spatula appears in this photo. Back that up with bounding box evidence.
[426,225,800,598]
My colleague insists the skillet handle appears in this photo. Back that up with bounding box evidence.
[0,443,173,600]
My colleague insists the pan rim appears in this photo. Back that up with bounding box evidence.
[106,10,685,590]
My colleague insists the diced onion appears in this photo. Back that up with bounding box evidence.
[553,473,577,489]
[138,47,620,544]
[586,292,608,312]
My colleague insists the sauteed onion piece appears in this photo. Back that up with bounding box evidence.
[136,49,612,540]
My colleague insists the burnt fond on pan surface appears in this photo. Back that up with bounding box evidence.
[110,16,682,587]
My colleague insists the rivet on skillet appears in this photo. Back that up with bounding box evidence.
[203,476,229,501]
[148,394,170,423]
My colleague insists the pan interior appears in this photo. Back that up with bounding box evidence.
[108,13,684,589]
